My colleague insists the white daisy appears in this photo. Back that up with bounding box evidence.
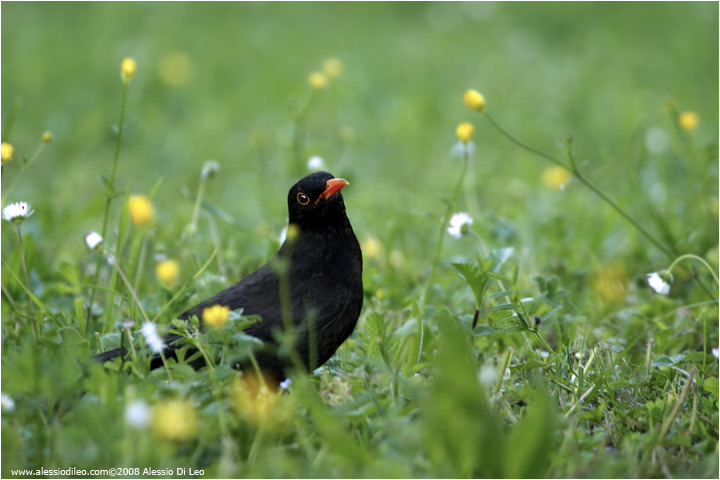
[278,226,288,244]
[125,400,151,429]
[307,155,325,171]
[447,212,473,239]
[85,231,104,250]
[450,140,476,158]
[2,202,34,224]
[141,322,165,354]
[1,393,15,412]
[647,271,672,295]
[712,347,719,359]
[201,159,220,179]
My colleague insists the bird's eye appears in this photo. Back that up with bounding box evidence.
[297,192,310,205]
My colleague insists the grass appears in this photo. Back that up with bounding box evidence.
[1,2,718,478]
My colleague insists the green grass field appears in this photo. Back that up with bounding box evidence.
[2,2,718,478]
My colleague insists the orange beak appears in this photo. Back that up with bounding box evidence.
[316,177,349,203]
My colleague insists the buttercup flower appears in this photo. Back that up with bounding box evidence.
[361,235,383,261]
[203,304,230,328]
[647,271,672,295]
[322,58,343,79]
[308,71,328,90]
[42,132,53,143]
[231,374,294,429]
[1,142,14,164]
[85,231,104,250]
[152,399,197,441]
[307,155,325,171]
[2,202,34,224]
[678,111,699,132]
[542,166,572,190]
[121,57,137,83]
[156,259,180,286]
[125,400,151,429]
[128,195,154,225]
[456,122,474,144]
[464,89,486,112]
[447,212,473,239]
[141,322,165,354]
[591,264,628,303]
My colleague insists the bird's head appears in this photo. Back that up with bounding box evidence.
[287,171,350,230]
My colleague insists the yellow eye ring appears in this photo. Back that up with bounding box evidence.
[297,192,310,205]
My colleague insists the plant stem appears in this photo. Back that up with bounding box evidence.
[189,172,208,235]
[485,113,566,168]
[2,141,47,204]
[151,250,217,323]
[484,112,718,301]
[87,81,129,321]
[666,253,720,286]
[494,347,513,396]
[292,90,318,176]
[419,145,470,314]
[657,367,695,445]
[415,144,470,364]
[16,225,39,340]
[102,248,149,323]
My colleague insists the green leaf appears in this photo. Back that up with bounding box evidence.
[504,387,557,478]
[451,262,492,307]
[98,174,113,196]
[702,377,719,400]
[491,303,521,311]
[652,354,685,367]
[490,247,514,271]
[489,290,514,299]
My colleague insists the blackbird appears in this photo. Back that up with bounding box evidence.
[96,171,363,381]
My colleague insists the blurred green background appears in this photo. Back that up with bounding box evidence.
[2,2,718,478]
[3,2,717,278]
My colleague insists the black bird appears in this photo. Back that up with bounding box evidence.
[96,171,363,381]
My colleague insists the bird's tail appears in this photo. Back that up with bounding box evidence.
[94,346,128,363]
[93,333,202,369]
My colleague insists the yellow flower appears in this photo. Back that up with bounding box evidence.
[322,58,343,79]
[541,166,572,189]
[42,132,53,143]
[456,122,474,143]
[590,264,628,304]
[128,195,154,225]
[121,57,137,83]
[157,52,191,87]
[361,235,383,261]
[155,259,180,286]
[678,111,699,132]
[202,304,230,328]
[286,223,301,241]
[308,71,328,90]
[232,373,293,429]
[464,89,486,112]
[152,400,197,441]
[1,142,13,164]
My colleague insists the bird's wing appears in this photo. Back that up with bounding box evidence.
[178,262,286,342]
